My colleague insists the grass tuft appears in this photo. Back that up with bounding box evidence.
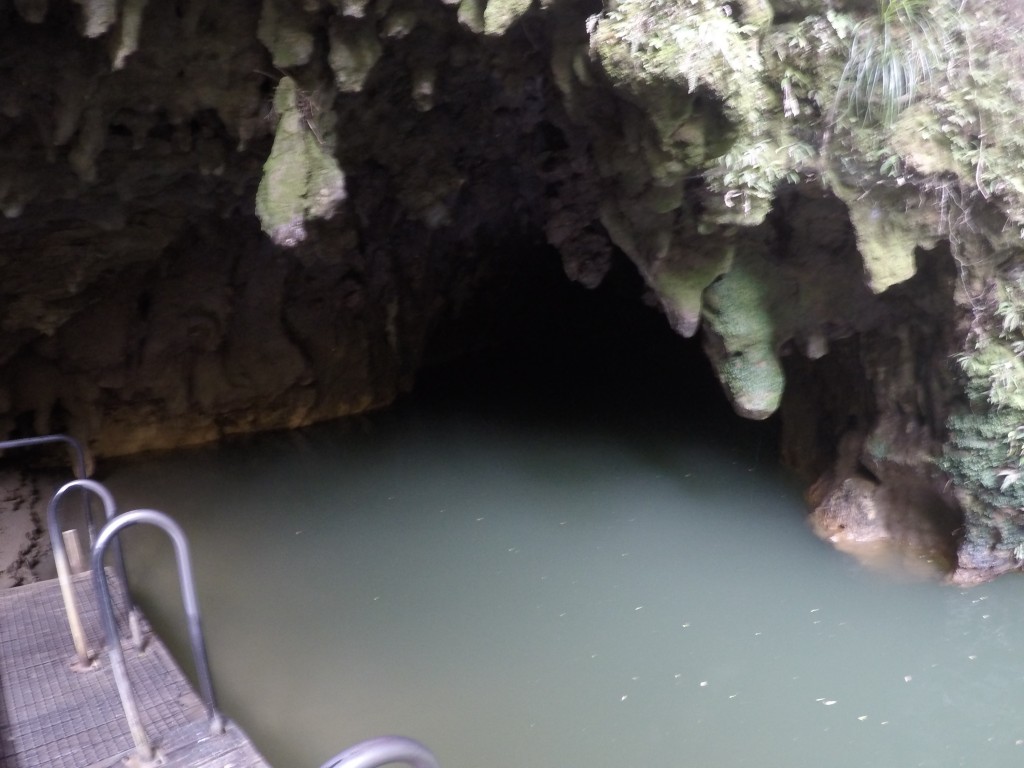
[837,0,951,127]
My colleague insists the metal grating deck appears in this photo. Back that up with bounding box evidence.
[0,572,270,767]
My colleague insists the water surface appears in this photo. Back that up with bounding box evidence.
[104,336,1024,768]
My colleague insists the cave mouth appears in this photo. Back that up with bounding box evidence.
[409,247,782,459]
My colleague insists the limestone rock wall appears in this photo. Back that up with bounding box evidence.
[0,0,586,456]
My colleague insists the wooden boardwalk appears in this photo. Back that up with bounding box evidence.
[0,571,270,767]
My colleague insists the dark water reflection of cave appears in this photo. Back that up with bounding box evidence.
[105,254,1024,768]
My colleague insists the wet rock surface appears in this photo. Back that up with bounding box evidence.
[808,465,963,580]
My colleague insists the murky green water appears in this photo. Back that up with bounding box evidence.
[102,328,1024,768]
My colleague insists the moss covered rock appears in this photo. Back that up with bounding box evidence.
[255,77,346,247]
[483,0,534,36]
[701,250,785,419]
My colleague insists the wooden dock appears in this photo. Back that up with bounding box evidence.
[0,571,270,767]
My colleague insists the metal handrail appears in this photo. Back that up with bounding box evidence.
[0,433,98,547]
[319,736,441,768]
[0,434,90,480]
[48,479,143,668]
[92,509,225,764]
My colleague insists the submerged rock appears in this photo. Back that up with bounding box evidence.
[807,421,964,581]
[809,474,888,545]
[809,470,962,580]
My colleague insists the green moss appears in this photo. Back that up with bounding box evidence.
[828,179,938,292]
[736,0,773,29]
[457,0,485,33]
[327,19,382,93]
[825,3,1024,234]
[258,0,315,69]
[958,343,1024,410]
[888,104,957,176]
[590,0,822,228]
[957,271,1024,407]
[943,408,1024,512]
[847,199,919,291]
[483,0,533,36]
[701,254,784,419]
[836,0,952,128]
[714,346,786,420]
[942,268,1024,540]
[649,239,733,338]
[255,77,346,247]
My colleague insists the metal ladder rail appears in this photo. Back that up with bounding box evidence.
[92,509,225,765]
[88,506,441,768]
[48,479,143,669]
[319,736,441,768]
[0,433,94,537]
[0,433,90,480]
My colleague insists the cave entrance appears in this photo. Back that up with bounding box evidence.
[106,241,1019,768]
[412,247,781,460]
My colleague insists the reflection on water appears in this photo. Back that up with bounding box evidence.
[829,538,952,584]
[103,340,1024,768]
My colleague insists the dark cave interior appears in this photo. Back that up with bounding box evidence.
[410,245,782,457]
